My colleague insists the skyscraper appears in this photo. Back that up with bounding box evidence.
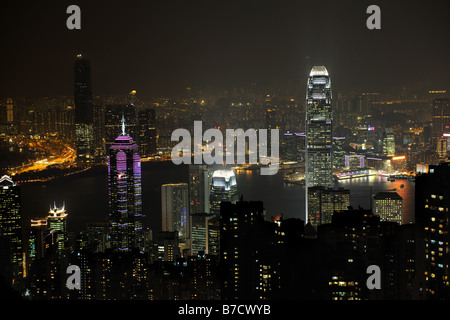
[305,66,333,226]
[47,202,68,255]
[373,192,403,224]
[161,183,190,251]
[219,200,267,299]
[74,54,95,163]
[431,98,450,143]
[0,175,23,287]
[415,161,450,299]
[107,119,143,252]
[307,186,350,228]
[138,108,157,158]
[189,164,212,215]
[210,169,238,217]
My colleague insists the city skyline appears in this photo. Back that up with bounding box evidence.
[1,0,450,305]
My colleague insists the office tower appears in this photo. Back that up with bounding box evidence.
[107,120,143,252]
[5,98,16,135]
[138,108,157,158]
[0,175,23,286]
[210,169,238,217]
[190,213,210,256]
[85,222,109,253]
[382,128,395,157]
[415,161,450,299]
[189,164,212,215]
[305,66,333,226]
[436,137,447,159]
[332,136,346,169]
[220,200,267,299]
[161,183,190,251]
[373,192,403,224]
[307,187,350,228]
[207,217,221,256]
[93,104,105,159]
[47,202,68,255]
[155,231,179,262]
[283,131,303,162]
[74,54,95,163]
[431,98,450,143]
[29,217,48,261]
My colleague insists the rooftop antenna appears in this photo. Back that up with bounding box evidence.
[121,113,126,136]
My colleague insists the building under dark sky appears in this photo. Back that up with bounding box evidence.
[1,0,450,98]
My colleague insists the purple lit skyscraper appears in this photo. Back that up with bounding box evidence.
[107,118,144,252]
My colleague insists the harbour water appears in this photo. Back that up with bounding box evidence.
[19,162,415,234]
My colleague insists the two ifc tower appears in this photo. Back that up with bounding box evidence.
[305,66,334,228]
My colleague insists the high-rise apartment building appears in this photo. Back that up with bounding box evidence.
[415,161,450,299]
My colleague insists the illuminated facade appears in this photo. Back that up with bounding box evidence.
[47,202,68,255]
[373,192,403,224]
[161,183,189,253]
[29,217,48,261]
[382,128,395,157]
[189,164,212,215]
[308,187,350,228]
[190,213,210,256]
[431,98,450,142]
[305,66,333,226]
[415,162,450,299]
[209,169,238,217]
[108,121,144,252]
[0,175,23,286]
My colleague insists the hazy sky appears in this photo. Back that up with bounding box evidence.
[1,0,449,98]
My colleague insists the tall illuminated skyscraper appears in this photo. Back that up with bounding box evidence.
[74,54,95,163]
[0,175,23,286]
[47,202,68,255]
[305,66,333,227]
[210,169,238,217]
[108,118,144,252]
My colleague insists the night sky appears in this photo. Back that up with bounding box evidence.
[1,0,449,98]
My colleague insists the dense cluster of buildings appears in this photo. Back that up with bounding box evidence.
[0,59,449,300]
